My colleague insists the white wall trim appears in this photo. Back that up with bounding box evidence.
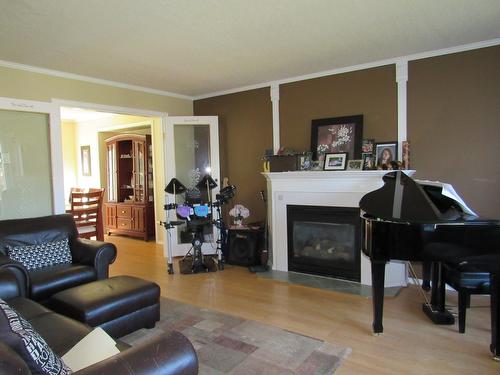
[270,85,280,153]
[194,38,500,100]
[396,60,408,157]
[52,99,168,118]
[2,39,498,102]
[0,59,192,100]
[0,96,65,214]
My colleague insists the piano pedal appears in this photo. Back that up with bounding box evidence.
[422,304,455,325]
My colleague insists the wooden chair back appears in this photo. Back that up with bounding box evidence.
[69,188,105,241]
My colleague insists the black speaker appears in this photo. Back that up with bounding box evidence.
[227,229,262,267]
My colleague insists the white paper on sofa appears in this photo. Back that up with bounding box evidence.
[62,327,120,371]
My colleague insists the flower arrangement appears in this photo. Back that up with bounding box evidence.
[328,124,352,148]
[317,144,329,154]
[229,204,250,226]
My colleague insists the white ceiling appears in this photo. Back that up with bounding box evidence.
[1,0,499,97]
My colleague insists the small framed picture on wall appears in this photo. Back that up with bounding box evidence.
[324,153,347,170]
[81,145,91,176]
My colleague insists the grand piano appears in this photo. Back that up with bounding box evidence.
[360,171,500,358]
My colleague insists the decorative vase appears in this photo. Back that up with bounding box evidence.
[234,218,243,227]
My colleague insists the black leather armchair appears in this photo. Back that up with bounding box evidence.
[0,214,117,301]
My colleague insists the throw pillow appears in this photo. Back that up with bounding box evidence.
[0,298,72,374]
[6,238,72,270]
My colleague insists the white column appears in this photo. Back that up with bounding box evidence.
[396,60,408,158]
[270,84,280,154]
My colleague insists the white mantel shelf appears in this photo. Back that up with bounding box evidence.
[262,170,415,287]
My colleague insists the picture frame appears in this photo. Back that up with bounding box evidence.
[347,159,363,171]
[323,152,347,170]
[362,153,375,170]
[374,142,398,169]
[311,115,363,160]
[362,138,375,153]
[402,140,410,169]
[81,145,91,176]
[298,153,313,170]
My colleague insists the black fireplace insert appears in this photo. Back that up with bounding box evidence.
[287,205,361,282]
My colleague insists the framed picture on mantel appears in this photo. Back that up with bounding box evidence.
[324,152,347,170]
[311,115,363,160]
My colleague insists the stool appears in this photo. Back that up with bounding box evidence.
[47,276,160,338]
[443,263,490,333]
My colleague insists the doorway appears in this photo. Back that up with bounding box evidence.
[60,107,162,242]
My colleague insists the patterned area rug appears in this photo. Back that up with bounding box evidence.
[122,298,351,374]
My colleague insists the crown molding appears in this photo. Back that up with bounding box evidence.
[193,38,500,100]
[0,59,194,101]
[1,38,499,102]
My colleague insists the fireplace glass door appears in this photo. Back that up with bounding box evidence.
[287,205,360,282]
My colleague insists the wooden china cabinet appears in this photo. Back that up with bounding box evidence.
[104,134,154,241]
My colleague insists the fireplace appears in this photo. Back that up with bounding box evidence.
[287,205,360,282]
[263,170,410,286]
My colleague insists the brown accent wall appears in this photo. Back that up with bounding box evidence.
[408,46,500,218]
[280,65,397,152]
[194,88,273,222]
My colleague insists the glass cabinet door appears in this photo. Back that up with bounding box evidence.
[106,142,117,202]
[133,140,145,203]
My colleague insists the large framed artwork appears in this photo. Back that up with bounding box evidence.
[311,115,363,160]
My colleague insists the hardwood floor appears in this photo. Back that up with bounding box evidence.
[107,235,498,374]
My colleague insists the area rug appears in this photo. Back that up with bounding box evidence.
[121,298,351,374]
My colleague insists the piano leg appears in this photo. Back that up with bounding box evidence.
[371,260,386,334]
[422,261,432,291]
[423,262,455,325]
[491,272,499,360]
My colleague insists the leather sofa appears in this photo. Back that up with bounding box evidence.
[0,214,117,301]
[0,269,199,374]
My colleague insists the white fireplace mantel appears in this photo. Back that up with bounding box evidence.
[262,170,415,287]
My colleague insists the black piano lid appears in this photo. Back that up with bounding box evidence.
[359,171,483,224]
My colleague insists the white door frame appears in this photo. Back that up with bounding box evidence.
[0,96,64,214]
[51,99,169,244]
[164,116,220,257]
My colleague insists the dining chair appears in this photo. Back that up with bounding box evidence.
[69,188,105,241]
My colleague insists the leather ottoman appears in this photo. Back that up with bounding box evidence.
[46,276,160,338]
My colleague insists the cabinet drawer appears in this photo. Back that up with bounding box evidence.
[117,206,132,218]
[117,218,132,230]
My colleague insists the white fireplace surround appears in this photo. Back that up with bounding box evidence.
[263,170,415,287]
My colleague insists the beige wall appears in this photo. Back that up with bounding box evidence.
[194,67,397,222]
[280,65,397,151]
[0,66,192,115]
[195,48,499,223]
[61,120,77,202]
[194,88,273,223]
[408,45,500,218]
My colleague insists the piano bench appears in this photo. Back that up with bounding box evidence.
[444,263,490,334]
